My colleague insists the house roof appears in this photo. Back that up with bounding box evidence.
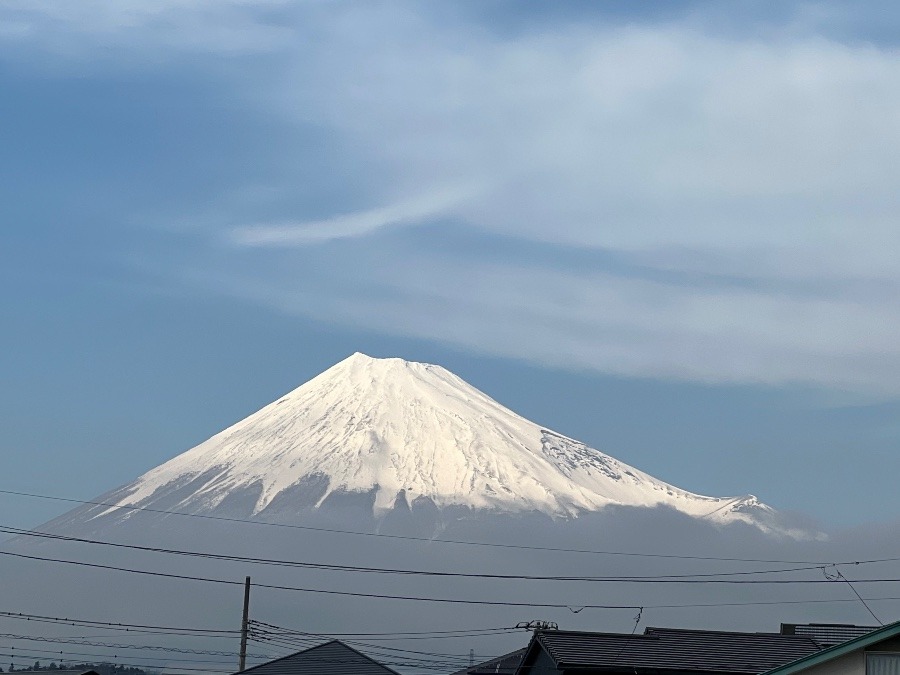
[234,640,400,675]
[452,648,527,675]
[779,622,877,647]
[518,627,822,674]
[762,619,900,674]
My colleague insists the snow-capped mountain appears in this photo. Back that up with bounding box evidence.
[52,352,793,535]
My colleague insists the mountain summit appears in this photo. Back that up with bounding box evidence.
[59,353,792,534]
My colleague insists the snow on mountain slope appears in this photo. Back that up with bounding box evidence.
[88,353,785,532]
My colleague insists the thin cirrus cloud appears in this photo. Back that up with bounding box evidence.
[7,2,900,396]
[229,185,479,247]
[287,7,900,261]
[202,8,900,395]
[202,243,900,398]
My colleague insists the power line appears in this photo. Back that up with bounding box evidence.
[251,619,515,636]
[1,637,451,674]
[3,548,900,612]
[246,635,472,670]
[0,610,239,637]
[826,568,884,626]
[0,525,836,582]
[4,545,899,587]
[0,610,514,643]
[0,488,841,565]
[248,627,499,662]
[248,620,521,641]
[0,612,519,673]
[0,611,516,671]
[0,548,636,609]
[0,643,257,666]
[0,633,266,658]
[2,652,238,674]
[0,621,237,640]
[0,650,231,674]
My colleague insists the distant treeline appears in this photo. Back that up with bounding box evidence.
[3,663,153,675]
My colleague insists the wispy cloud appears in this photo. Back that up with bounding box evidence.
[9,2,900,395]
[0,0,294,59]
[195,239,900,397]
[229,184,478,247]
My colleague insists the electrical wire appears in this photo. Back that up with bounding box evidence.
[0,608,518,673]
[4,549,900,613]
[246,631,493,660]
[0,609,512,672]
[0,610,239,637]
[247,635,470,671]
[0,611,515,644]
[250,619,518,637]
[0,643,255,666]
[829,568,884,625]
[3,546,898,589]
[248,621,521,642]
[0,633,266,658]
[0,652,229,675]
[0,525,834,582]
[0,488,847,565]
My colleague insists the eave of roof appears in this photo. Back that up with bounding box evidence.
[762,619,900,674]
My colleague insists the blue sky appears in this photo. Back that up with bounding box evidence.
[2,1,899,529]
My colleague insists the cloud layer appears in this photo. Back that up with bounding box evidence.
[6,1,900,395]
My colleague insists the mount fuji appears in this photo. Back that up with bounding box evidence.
[45,353,800,537]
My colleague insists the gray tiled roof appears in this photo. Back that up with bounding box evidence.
[452,648,527,675]
[779,623,877,648]
[524,627,823,674]
[235,640,400,675]
[762,619,900,675]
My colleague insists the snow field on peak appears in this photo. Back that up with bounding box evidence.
[107,353,772,528]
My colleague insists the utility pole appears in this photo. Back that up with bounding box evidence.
[238,576,251,672]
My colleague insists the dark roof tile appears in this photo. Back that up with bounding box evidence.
[234,640,399,675]
[779,623,877,647]
[453,648,527,675]
[526,627,822,674]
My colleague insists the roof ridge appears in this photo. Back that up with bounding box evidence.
[541,628,655,637]
[231,638,401,675]
[320,639,403,675]
[644,626,811,638]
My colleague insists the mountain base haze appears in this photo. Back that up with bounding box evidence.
[9,353,884,674]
